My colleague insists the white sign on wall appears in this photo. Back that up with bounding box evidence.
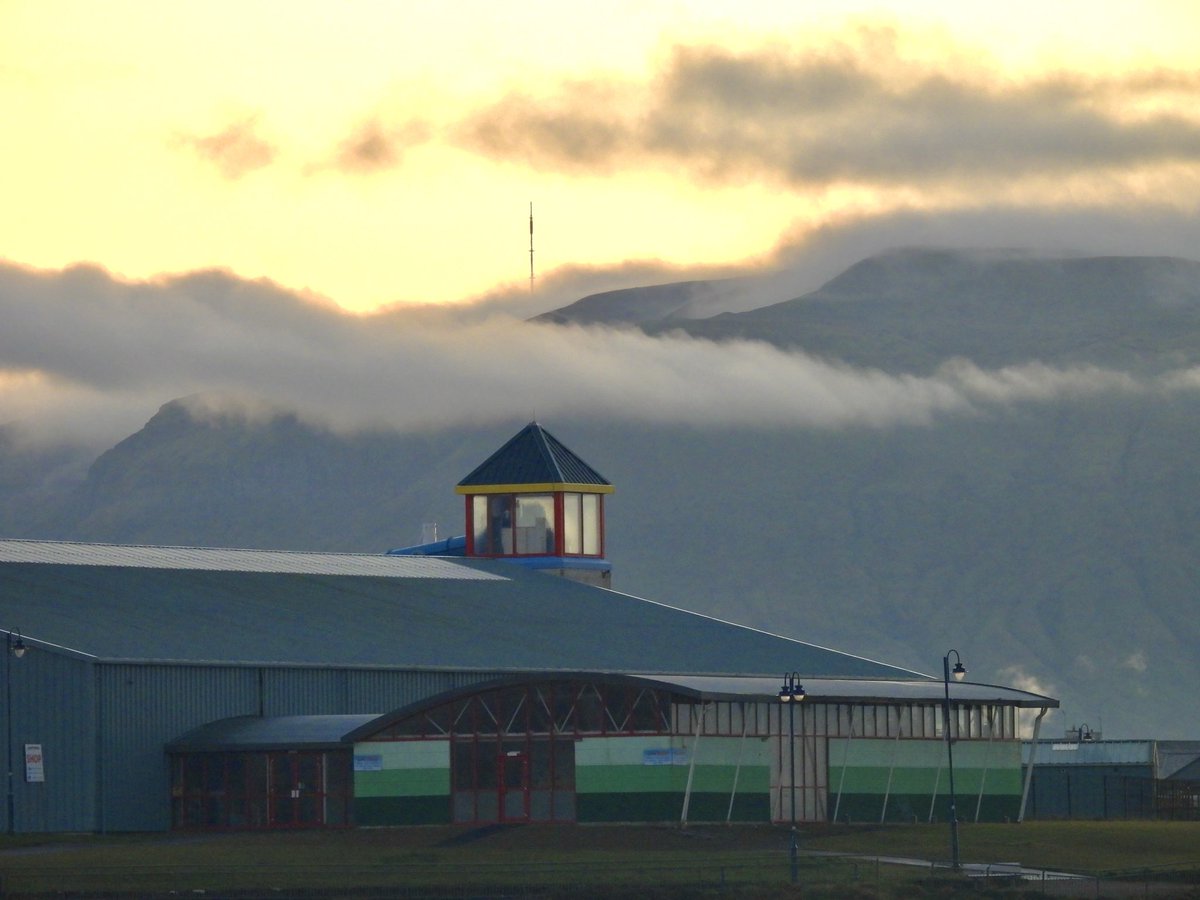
[24,744,44,783]
[642,748,689,766]
[353,754,383,772]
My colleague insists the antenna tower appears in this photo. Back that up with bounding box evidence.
[528,202,535,293]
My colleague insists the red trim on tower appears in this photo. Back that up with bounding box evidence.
[463,495,475,556]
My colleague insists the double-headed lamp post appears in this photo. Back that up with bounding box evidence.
[6,628,27,835]
[777,673,806,826]
[942,649,967,871]
[778,673,806,883]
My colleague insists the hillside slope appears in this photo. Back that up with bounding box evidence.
[646,249,1200,373]
[4,249,1199,738]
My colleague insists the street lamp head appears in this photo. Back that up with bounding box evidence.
[778,672,804,702]
[945,649,966,682]
[7,630,24,659]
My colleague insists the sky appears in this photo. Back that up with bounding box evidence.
[3,1,1200,312]
[4,0,1200,445]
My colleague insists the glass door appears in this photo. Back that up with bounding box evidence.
[499,750,530,822]
[269,752,325,828]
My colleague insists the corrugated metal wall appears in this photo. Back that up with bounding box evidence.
[3,645,95,832]
[97,664,259,832]
[96,663,501,832]
[1023,765,1156,819]
[258,667,479,716]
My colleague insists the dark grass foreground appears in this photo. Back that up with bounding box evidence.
[0,822,1197,899]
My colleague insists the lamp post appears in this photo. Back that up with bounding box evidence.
[5,628,27,835]
[942,649,966,871]
[777,673,806,827]
[778,672,805,883]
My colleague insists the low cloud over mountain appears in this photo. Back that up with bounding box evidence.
[5,245,1200,449]
[3,247,1200,739]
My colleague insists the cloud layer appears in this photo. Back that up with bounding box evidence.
[441,30,1200,198]
[2,254,1195,449]
[174,115,278,179]
[175,28,1200,206]
[454,38,1200,198]
[142,24,1200,311]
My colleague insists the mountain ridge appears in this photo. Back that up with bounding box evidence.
[648,250,1200,373]
[3,247,1198,739]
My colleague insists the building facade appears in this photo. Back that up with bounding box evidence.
[0,424,1057,832]
[1022,737,1200,820]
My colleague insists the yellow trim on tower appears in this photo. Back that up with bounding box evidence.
[455,483,615,495]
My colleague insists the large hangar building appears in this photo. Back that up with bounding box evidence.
[0,423,1056,832]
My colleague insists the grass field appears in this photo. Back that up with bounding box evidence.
[0,821,1197,898]
[805,820,1200,871]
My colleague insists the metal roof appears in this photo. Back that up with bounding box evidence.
[1022,739,1155,766]
[161,671,1060,750]
[347,671,1058,742]
[456,422,612,490]
[166,715,377,751]
[1157,741,1200,780]
[0,539,924,679]
[0,539,501,580]
[642,673,1059,707]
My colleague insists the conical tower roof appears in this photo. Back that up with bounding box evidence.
[456,422,612,493]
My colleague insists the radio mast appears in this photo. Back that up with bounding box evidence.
[528,202,535,293]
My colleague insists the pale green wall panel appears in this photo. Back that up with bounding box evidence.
[355,740,449,769]
[576,735,684,766]
[353,741,449,799]
[355,767,450,798]
[832,739,1019,771]
[946,767,1023,794]
[833,766,936,794]
[576,735,770,767]
[577,764,768,794]
[829,739,1024,799]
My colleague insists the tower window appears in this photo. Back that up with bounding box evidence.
[469,491,602,558]
[563,493,602,557]
[471,494,555,556]
[515,495,554,554]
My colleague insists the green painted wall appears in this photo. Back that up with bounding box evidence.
[353,741,450,826]
[349,734,1024,827]
[827,739,1023,823]
[576,735,772,824]
[350,734,774,826]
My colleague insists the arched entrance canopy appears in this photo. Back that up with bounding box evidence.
[346,671,1057,743]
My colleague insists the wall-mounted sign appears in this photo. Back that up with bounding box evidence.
[353,754,383,772]
[24,744,44,783]
[642,748,688,766]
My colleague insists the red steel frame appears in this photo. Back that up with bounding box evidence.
[370,679,675,826]
[171,750,351,831]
